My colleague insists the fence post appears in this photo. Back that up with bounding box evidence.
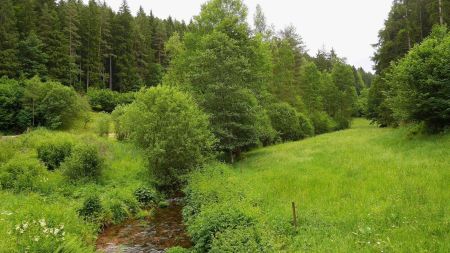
[292,202,297,228]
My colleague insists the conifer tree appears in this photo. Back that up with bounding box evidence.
[0,0,20,77]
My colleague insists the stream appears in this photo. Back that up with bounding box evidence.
[96,197,192,253]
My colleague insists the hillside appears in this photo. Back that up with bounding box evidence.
[184,119,450,252]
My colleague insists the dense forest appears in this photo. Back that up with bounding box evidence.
[0,0,449,252]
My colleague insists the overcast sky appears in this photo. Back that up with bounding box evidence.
[85,0,394,72]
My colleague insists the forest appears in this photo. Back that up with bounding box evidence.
[0,0,449,252]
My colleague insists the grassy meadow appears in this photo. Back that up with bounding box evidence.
[185,119,450,252]
[0,113,153,252]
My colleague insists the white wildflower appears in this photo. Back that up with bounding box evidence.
[33,236,40,242]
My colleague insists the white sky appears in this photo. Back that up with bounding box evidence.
[86,0,393,72]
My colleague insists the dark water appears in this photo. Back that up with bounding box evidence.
[96,198,192,253]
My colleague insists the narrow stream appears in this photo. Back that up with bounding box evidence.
[96,197,192,253]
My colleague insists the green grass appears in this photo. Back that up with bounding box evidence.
[186,119,450,252]
[0,113,152,252]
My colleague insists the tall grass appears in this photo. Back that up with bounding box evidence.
[186,119,450,252]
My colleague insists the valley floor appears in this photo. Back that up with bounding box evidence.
[184,119,450,252]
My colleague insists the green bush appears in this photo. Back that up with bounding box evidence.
[96,113,111,137]
[268,103,300,141]
[297,112,314,138]
[107,200,129,224]
[62,144,104,183]
[134,187,157,207]
[0,78,24,132]
[111,105,129,141]
[210,226,266,253]
[119,86,215,188]
[386,26,450,132]
[0,155,47,192]
[87,88,135,113]
[37,141,73,171]
[19,77,90,130]
[310,111,336,134]
[77,195,102,221]
[255,107,278,146]
[188,206,254,252]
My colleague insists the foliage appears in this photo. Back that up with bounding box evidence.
[166,246,190,253]
[111,104,128,141]
[0,155,47,193]
[62,144,104,183]
[310,111,336,134]
[134,187,158,207]
[187,205,255,253]
[210,226,267,252]
[386,26,450,132]
[95,112,111,137]
[268,103,301,141]
[37,140,73,171]
[297,112,314,138]
[78,195,102,221]
[0,78,23,132]
[86,88,135,113]
[118,86,215,187]
[20,77,90,130]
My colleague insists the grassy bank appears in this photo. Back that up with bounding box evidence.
[184,119,450,252]
[0,114,154,252]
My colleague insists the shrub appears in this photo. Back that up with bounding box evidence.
[188,206,254,252]
[0,155,47,192]
[268,103,300,141]
[87,88,135,113]
[255,107,278,146]
[37,141,73,171]
[310,111,336,134]
[96,113,111,137]
[119,86,215,188]
[111,105,129,141]
[19,77,90,130]
[107,200,129,224]
[134,187,157,206]
[386,26,450,132]
[62,144,104,182]
[210,226,266,253]
[297,112,314,138]
[78,195,102,221]
[0,77,24,132]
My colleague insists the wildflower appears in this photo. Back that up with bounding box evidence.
[33,236,40,242]
[39,219,46,227]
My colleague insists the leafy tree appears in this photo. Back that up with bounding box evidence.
[330,63,357,129]
[0,78,24,132]
[268,102,301,141]
[386,26,450,132]
[367,76,396,127]
[20,77,90,130]
[117,86,215,187]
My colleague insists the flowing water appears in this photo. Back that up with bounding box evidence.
[96,197,192,253]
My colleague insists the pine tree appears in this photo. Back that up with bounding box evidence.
[18,32,48,78]
[0,0,20,77]
[112,0,139,91]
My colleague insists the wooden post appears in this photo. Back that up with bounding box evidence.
[292,202,297,228]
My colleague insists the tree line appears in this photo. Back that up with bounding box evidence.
[369,0,449,132]
[0,0,187,91]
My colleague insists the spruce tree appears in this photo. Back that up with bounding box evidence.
[0,0,20,78]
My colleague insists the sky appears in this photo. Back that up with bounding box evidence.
[84,0,394,72]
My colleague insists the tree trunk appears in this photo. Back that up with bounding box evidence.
[439,0,444,25]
